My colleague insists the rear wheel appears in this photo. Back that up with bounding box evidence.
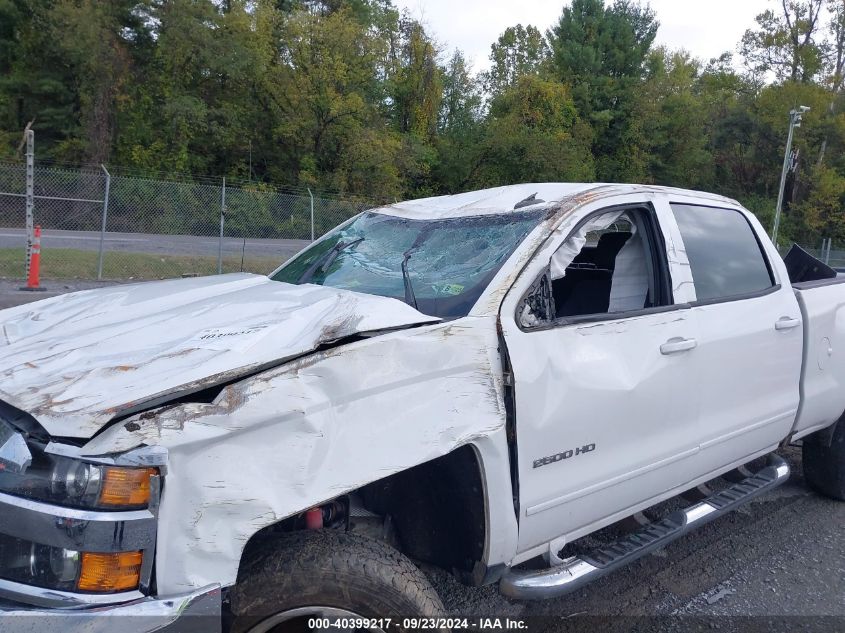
[803,420,845,500]
[230,530,445,633]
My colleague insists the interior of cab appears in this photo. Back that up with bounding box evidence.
[541,207,670,322]
[553,228,634,316]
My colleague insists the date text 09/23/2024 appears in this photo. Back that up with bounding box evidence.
[307,618,528,630]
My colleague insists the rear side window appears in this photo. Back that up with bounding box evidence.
[670,203,774,303]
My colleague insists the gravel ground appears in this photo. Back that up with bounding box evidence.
[427,446,845,629]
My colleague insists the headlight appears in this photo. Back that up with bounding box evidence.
[0,533,143,593]
[0,444,157,510]
[0,533,80,592]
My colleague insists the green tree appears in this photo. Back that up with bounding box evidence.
[740,0,826,83]
[471,75,595,187]
[813,1,845,166]
[547,0,658,181]
[0,1,95,160]
[122,0,275,174]
[641,48,714,189]
[484,24,549,96]
[388,17,443,196]
[434,49,484,193]
[392,18,442,142]
[794,163,845,241]
[694,54,762,197]
[51,0,153,163]
[269,6,401,197]
[440,49,482,134]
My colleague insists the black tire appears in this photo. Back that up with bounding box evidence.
[802,420,845,500]
[230,530,445,633]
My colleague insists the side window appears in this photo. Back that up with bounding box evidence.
[519,207,670,327]
[670,204,774,303]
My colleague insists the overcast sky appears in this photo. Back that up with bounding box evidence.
[392,0,774,73]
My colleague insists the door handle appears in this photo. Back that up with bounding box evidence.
[775,317,801,331]
[660,337,698,355]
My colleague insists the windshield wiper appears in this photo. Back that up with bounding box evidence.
[399,225,438,310]
[298,237,364,284]
[401,250,418,310]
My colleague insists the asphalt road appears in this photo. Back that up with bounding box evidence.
[0,227,310,261]
[1,287,843,629]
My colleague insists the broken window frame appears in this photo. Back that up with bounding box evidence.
[516,203,675,330]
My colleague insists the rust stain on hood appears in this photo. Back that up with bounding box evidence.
[0,273,437,439]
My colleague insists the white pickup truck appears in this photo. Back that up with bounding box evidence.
[1,183,845,632]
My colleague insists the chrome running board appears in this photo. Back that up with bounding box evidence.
[500,454,790,600]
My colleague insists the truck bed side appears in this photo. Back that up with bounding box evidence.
[792,277,845,439]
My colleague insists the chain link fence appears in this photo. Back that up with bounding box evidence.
[5,159,842,284]
[0,160,371,282]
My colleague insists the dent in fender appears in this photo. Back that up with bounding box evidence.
[80,318,511,594]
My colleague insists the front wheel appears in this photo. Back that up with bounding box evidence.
[803,420,845,500]
[230,530,445,633]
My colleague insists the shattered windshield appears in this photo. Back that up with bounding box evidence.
[271,210,545,318]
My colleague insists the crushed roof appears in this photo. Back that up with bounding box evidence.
[371,183,737,219]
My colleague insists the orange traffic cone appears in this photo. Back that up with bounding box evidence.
[20,225,46,292]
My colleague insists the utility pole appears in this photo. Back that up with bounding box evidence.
[772,106,810,246]
[218,177,226,274]
[308,187,314,242]
[24,127,34,279]
[96,165,111,280]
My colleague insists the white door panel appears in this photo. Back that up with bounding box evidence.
[659,199,803,471]
[503,309,700,552]
[689,290,802,471]
[499,196,703,553]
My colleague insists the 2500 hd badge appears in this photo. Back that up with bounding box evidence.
[533,443,597,469]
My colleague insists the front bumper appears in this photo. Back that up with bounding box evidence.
[0,583,222,633]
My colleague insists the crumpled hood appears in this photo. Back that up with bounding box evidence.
[0,273,437,439]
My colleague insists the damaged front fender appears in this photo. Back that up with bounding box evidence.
[79,317,510,595]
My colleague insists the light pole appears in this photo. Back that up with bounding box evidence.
[771,106,810,246]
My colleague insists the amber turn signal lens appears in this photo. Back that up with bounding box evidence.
[77,551,142,592]
[98,467,157,507]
